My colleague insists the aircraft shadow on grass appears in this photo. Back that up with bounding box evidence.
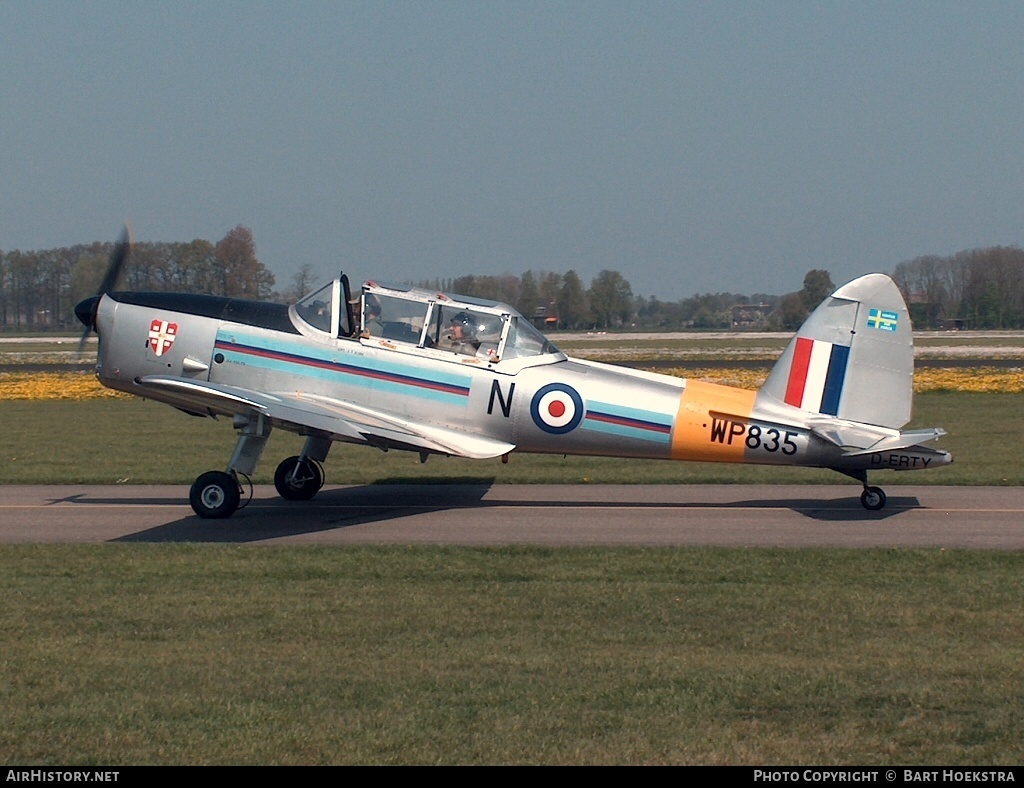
[47,482,919,544]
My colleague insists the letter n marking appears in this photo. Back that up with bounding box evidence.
[488,380,515,417]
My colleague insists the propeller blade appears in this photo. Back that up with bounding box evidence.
[96,223,133,296]
[76,223,133,352]
[75,295,100,353]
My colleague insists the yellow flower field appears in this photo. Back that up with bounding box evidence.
[914,367,1024,393]
[0,372,129,400]
[1,366,1021,401]
[652,366,1024,394]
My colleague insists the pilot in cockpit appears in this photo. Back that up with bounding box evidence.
[448,311,481,355]
[362,294,383,337]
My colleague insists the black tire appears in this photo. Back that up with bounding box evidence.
[274,456,324,501]
[190,471,241,519]
[860,486,887,511]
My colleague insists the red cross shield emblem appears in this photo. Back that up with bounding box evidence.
[148,319,178,357]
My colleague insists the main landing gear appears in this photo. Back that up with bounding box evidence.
[188,414,332,519]
[837,469,887,511]
[273,455,325,500]
[190,471,242,519]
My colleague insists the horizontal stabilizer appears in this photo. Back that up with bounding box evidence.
[808,419,898,449]
[840,428,948,458]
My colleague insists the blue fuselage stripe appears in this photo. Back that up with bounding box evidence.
[581,404,673,443]
[215,340,471,403]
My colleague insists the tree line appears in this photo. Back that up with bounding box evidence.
[3,227,1021,332]
[414,269,785,331]
[0,226,273,330]
[419,250,1024,331]
[893,246,1024,329]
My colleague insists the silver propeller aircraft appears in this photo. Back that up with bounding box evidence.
[75,231,951,518]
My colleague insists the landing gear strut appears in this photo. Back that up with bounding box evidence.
[189,413,271,519]
[187,417,332,519]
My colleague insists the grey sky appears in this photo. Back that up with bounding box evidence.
[2,1,1022,299]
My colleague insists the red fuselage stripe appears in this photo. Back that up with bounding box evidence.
[585,411,672,434]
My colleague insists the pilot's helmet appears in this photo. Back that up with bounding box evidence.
[450,311,477,337]
[365,294,382,319]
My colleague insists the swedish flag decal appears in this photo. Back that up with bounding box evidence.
[867,308,898,332]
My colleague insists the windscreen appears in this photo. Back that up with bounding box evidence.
[295,283,334,333]
[500,316,559,359]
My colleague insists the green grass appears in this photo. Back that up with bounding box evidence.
[0,332,80,340]
[2,545,1022,765]
[0,342,85,353]
[915,334,1024,347]
[0,392,1017,485]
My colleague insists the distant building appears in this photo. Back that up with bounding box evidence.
[530,304,559,331]
[731,303,772,329]
[905,292,946,329]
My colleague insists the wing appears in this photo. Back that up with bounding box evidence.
[134,375,515,460]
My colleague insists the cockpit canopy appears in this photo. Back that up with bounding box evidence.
[292,277,561,365]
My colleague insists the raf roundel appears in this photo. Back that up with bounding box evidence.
[530,383,584,434]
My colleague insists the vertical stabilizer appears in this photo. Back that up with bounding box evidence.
[759,274,914,429]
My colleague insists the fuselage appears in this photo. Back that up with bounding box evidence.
[87,284,950,475]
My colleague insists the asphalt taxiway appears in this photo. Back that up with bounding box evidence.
[1,484,1022,547]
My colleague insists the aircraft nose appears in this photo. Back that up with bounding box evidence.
[75,295,101,329]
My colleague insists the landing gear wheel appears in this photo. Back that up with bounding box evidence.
[274,456,324,501]
[860,486,887,511]
[190,471,241,519]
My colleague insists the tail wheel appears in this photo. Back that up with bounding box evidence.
[860,486,887,511]
[190,471,241,519]
[274,456,324,501]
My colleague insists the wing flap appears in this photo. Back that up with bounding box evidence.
[294,392,515,459]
